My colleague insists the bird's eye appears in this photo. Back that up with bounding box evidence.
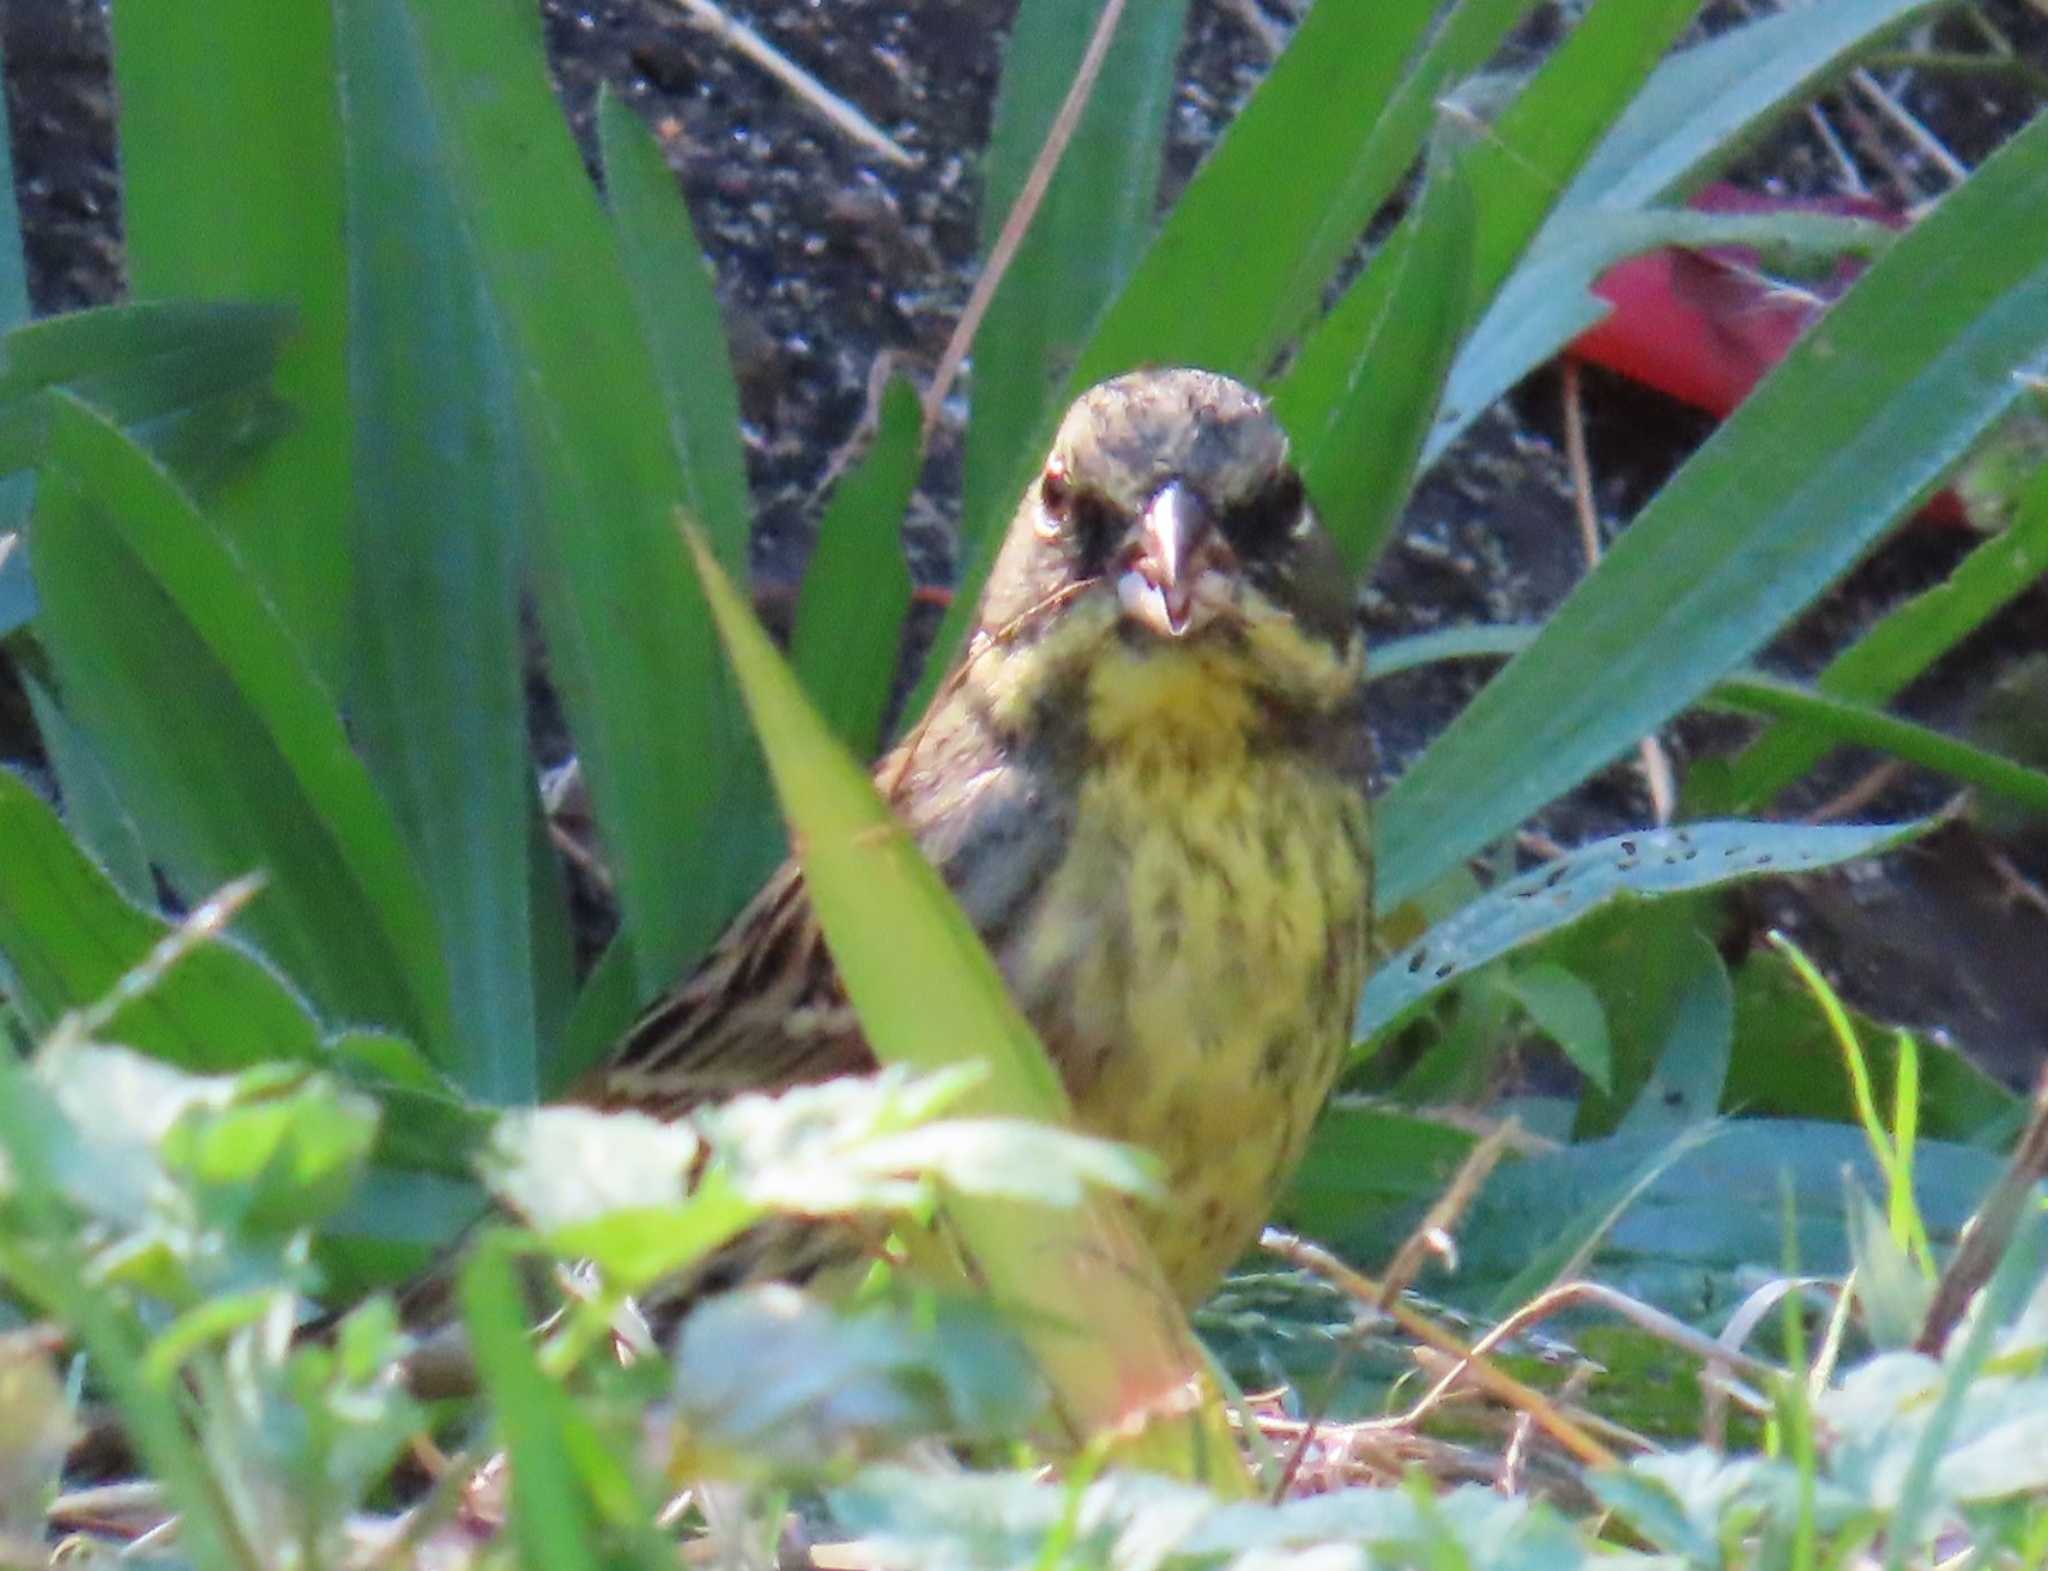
[1039,467,1072,517]
[1224,470,1309,549]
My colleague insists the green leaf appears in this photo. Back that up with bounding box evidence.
[111,0,353,681]
[0,301,295,486]
[1070,0,1530,393]
[157,1066,381,1238]
[397,0,762,996]
[1495,961,1611,1094]
[0,764,321,1069]
[1717,466,2048,812]
[461,1240,606,1571]
[1378,113,2048,907]
[1612,928,1733,1137]
[596,89,752,573]
[28,395,454,1053]
[957,0,1190,555]
[20,670,153,902]
[1276,144,1473,572]
[1375,622,2048,819]
[793,376,921,754]
[1355,818,1927,1042]
[1725,949,2016,1145]
[1429,207,1891,466]
[1456,0,1700,302]
[338,0,552,1103]
[672,1287,1043,1478]
[1559,0,1943,214]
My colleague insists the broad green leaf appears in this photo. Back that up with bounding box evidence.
[0,32,27,538]
[555,935,640,1098]
[958,0,1190,555]
[398,0,760,997]
[1717,464,2048,812]
[596,89,751,573]
[793,376,920,755]
[1324,1119,2005,1321]
[1276,146,1473,572]
[1378,113,2048,908]
[111,0,353,681]
[1354,818,1927,1041]
[338,0,550,1104]
[29,395,453,1054]
[685,526,1246,1482]
[1275,1102,1479,1245]
[672,1287,1043,1478]
[0,765,320,1069]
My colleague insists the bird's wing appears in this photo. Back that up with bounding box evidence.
[575,859,872,1117]
[574,693,1067,1120]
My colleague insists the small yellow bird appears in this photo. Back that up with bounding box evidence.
[579,367,1372,1304]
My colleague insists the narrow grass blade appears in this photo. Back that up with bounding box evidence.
[958,0,1190,555]
[110,0,353,681]
[1377,623,2048,823]
[1377,113,2048,908]
[597,89,752,573]
[1716,467,2048,812]
[338,0,547,1103]
[462,1239,605,1571]
[21,670,152,902]
[0,767,321,1067]
[794,375,920,755]
[685,524,1248,1483]
[1458,0,1700,301]
[1276,145,1473,572]
[0,302,294,481]
[397,0,768,996]
[1071,0,1528,394]
[1560,0,1943,214]
[29,395,454,1054]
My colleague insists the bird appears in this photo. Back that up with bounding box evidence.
[576,367,1373,1307]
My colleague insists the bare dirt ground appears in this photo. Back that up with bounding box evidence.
[4,0,2047,1081]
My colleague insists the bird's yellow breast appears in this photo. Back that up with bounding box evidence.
[998,640,1369,1301]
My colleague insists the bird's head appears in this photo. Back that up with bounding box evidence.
[967,369,1359,740]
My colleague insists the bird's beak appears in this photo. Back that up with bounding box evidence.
[1118,481,1215,638]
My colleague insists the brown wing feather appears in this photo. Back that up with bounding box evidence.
[573,859,874,1118]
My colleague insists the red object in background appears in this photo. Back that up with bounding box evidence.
[1567,183,1970,526]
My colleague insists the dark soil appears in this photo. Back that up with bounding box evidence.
[4,0,2047,1082]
